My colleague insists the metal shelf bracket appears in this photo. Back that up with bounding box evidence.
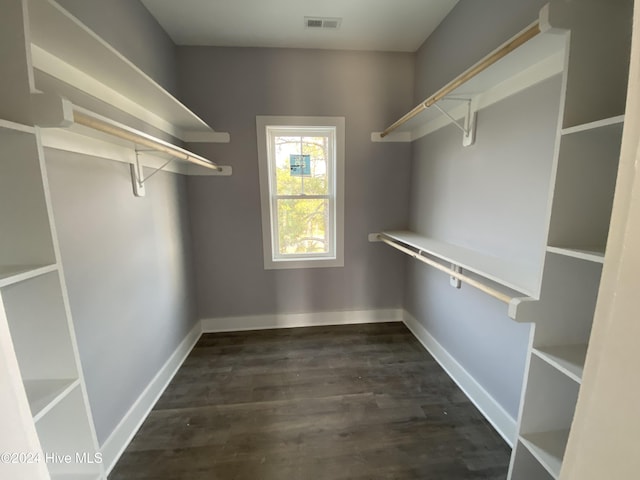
[131,150,177,197]
[433,98,477,146]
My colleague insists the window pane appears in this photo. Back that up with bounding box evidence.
[274,136,301,195]
[276,198,330,255]
[274,135,329,196]
[301,136,328,195]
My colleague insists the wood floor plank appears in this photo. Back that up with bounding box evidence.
[109,322,510,479]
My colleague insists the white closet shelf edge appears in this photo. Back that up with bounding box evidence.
[0,264,58,288]
[27,0,229,143]
[24,378,80,423]
[379,231,539,297]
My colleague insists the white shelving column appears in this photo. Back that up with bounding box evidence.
[508,1,632,479]
[0,1,104,479]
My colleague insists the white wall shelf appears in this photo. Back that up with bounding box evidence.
[25,378,80,422]
[379,231,538,297]
[545,246,604,264]
[532,345,587,384]
[26,0,229,143]
[561,114,624,136]
[520,430,570,479]
[0,264,58,288]
[372,22,566,143]
[0,118,36,134]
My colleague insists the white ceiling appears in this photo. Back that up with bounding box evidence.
[140,0,459,52]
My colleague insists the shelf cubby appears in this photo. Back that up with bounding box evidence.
[515,253,601,347]
[0,123,57,270]
[519,356,579,442]
[532,344,587,384]
[520,430,570,479]
[35,387,102,477]
[509,441,555,480]
[1,272,79,386]
[547,116,624,254]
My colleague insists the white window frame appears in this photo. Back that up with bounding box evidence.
[256,116,345,269]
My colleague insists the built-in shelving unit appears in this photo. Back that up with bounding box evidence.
[507,1,632,479]
[370,1,630,478]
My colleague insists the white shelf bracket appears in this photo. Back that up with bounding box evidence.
[130,150,177,197]
[433,99,477,146]
[450,264,462,289]
[131,151,146,197]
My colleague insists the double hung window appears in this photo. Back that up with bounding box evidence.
[256,116,344,269]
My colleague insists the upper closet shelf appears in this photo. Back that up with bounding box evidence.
[371,231,539,319]
[27,0,229,143]
[372,19,566,144]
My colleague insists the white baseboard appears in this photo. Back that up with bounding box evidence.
[100,321,203,474]
[201,308,403,333]
[402,311,517,446]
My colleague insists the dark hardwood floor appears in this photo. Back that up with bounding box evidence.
[109,322,510,480]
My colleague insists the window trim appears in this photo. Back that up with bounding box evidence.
[256,116,345,270]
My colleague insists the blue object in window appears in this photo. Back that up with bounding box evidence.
[290,154,311,176]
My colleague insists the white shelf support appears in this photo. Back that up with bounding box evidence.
[432,98,477,146]
[130,150,176,197]
[450,264,463,288]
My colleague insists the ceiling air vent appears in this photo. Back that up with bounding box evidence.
[305,17,342,29]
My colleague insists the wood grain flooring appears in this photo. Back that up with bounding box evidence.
[109,322,510,479]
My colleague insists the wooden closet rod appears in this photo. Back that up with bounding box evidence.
[73,108,221,170]
[378,235,513,304]
[381,22,541,138]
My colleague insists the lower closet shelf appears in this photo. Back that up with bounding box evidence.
[520,430,570,479]
[546,246,605,264]
[24,378,80,422]
[378,230,539,297]
[532,345,587,383]
[0,264,58,288]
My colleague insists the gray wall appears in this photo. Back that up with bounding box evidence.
[46,151,197,445]
[57,0,178,94]
[177,47,414,318]
[407,0,561,419]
